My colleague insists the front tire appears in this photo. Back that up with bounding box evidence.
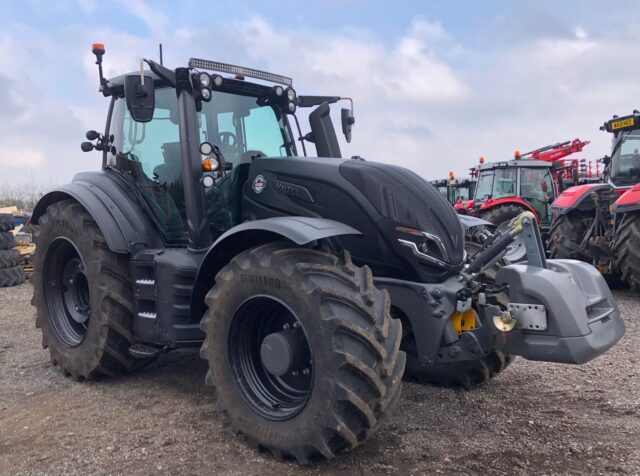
[32,199,144,379]
[615,212,640,290]
[200,242,405,463]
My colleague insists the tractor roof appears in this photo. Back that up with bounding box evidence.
[601,112,640,134]
[103,69,275,99]
[477,159,552,170]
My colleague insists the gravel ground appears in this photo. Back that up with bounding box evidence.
[1,282,638,475]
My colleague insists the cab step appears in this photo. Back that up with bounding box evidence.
[128,344,166,359]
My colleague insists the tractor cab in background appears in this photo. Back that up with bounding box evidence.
[430,172,476,207]
[458,139,597,261]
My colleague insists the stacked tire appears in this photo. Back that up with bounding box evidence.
[0,213,25,287]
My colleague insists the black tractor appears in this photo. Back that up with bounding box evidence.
[30,45,624,463]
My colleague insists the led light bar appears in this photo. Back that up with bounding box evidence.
[188,58,292,86]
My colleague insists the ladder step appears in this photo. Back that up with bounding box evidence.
[128,344,165,359]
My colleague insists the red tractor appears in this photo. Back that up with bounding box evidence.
[549,112,640,290]
[457,140,598,262]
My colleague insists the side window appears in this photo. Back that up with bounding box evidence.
[121,107,180,178]
[493,168,516,198]
[243,107,288,157]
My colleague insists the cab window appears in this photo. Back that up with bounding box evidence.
[109,87,295,243]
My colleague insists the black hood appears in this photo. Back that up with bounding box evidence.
[241,156,465,283]
[339,160,465,267]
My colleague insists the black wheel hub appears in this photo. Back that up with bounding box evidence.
[43,238,91,347]
[260,328,311,377]
[228,296,313,421]
[62,258,90,324]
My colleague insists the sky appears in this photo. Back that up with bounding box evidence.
[1,0,639,189]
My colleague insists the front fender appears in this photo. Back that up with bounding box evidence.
[189,216,362,321]
[551,183,609,215]
[613,183,640,213]
[480,197,540,223]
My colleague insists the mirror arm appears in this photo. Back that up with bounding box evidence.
[145,59,176,87]
[292,113,307,156]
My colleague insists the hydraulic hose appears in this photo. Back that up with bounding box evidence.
[466,211,535,274]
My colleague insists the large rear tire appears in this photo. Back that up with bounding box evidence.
[400,240,513,389]
[615,212,640,290]
[200,242,405,463]
[32,199,146,379]
[549,211,593,261]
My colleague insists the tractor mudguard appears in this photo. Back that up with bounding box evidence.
[612,183,640,213]
[189,216,362,321]
[479,197,540,222]
[31,171,162,253]
[551,183,609,215]
[496,259,624,364]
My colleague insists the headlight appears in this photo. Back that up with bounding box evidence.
[396,226,452,269]
[286,88,296,101]
[199,73,211,88]
[203,174,215,187]
[199,141,213,155]
[212,74,223,87]
[288,101,296,113]
[273,85,284,97]
[201,88,211,101]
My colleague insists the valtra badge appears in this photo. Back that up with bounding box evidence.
[252,175,267,194]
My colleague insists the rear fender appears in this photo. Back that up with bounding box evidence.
[612,183,640,213]
[551,183,609,215]
[31,171,162,253]
[480,197,540,223]
[189,216,362,321]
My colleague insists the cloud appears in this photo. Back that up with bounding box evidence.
[119,0,169,34]
[235,16,469,104]
[1,3,639,190]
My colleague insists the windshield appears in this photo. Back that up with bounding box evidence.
[611,132,640,186]
[474,167,517,200]
[109,88,296,242]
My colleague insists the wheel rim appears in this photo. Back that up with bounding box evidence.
[43,238,91,347]
[496,221,527,263]
[228,296,313,421]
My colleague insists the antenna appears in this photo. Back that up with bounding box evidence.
[159,43,163,66]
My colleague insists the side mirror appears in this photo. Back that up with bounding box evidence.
[601,155,611,165]
[124,74,155,123]
[341,108,355,143]
[309,102,341,158]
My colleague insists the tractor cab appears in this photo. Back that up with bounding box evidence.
[106,74,298,243]
[430,173,475,206]
[473,160,555,225]
[94,56,355,249]
[603,112,640,188]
